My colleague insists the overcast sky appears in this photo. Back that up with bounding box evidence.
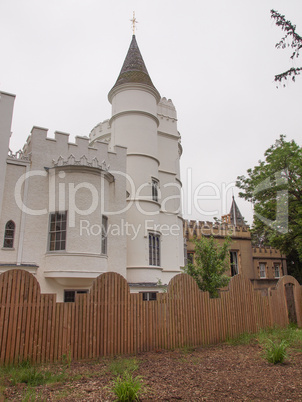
[1,0,301,224]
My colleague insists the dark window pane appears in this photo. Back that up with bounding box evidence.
[64,291,75,302]
[101,216,108,255]
[3,220,15,248]
[142,292,157,301]
[64,290,88,303]
[149,233,160,266]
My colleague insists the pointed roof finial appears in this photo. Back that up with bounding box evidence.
[130,11,138,35]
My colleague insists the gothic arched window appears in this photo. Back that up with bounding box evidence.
[3,220,15,248]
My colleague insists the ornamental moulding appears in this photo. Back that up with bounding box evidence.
[52,154,110,171]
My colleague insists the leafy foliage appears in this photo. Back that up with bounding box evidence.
[271,9,302,85]
[184,236,231,298]
[236,135,302,282]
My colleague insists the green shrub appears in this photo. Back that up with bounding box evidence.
[112,372,143,402]
[265,339,288,364]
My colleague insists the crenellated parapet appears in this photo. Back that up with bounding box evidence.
[7,148,31,162]
[21,126,126,172]
[157,97,177,121]
[252,246,286,258]
[157,97,179,138]
[183,219,251,240]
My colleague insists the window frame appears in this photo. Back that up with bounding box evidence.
[149,232,160,266]
[230,250,239,276]
[274,263,281,278]
[3,220,15,249]
[151,178,159,202]
[141,292,157,301]
[259,263,266,279]
[48,211,67,252]
[101,215,108,255]
[64,289,88,303]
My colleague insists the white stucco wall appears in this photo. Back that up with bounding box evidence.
[0,92,15,213]
[0,125,127,301]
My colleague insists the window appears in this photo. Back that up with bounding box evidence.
[149,233,160,266]
[259,263,266,278]
[274,264,280,278]
[141,292,157,301]
[101,216,108,255]
[230,251,238,276]
[64,290,88,303]
[3,220,15,248]
[152,179,158,202]
[49,212,67,251]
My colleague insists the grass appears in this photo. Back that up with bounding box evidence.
[0,359,68,399]
[109,357,139,376]
[226,324,302,364]
[8,362,67,386]
[256,324,302,350]
[112,371,144,402]
[226,332,256,346]
[180,345,196,354]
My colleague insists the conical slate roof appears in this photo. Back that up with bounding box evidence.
[229,196,246,226]
[110,35,158,92]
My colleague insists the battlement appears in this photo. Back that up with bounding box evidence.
[183,219,251,239]
[21,126,126,172]
[252,247,285,258]
[158,97,177,121]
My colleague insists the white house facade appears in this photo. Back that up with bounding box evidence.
[0,34,184,301]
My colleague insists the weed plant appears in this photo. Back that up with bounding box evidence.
[112,371,143,402]
[265,339,288,364]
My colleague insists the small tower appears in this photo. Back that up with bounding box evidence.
[229,196,246,227]
[222,196,246,226]
[105,33,184,287]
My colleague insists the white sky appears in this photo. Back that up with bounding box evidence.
[1,0,301,225]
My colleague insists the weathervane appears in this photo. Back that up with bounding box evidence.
[130,11,138,35]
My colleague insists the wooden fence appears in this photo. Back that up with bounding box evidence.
[0,270,301,365]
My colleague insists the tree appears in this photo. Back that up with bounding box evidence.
[184,236,231,298]
[236,135,302,282]
[271,9,302,85]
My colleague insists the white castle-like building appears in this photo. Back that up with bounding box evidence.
[0,35,184,301]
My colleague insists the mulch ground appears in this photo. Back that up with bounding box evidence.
[3,343,302,401]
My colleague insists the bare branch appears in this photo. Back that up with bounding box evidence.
[271,10,302,84]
